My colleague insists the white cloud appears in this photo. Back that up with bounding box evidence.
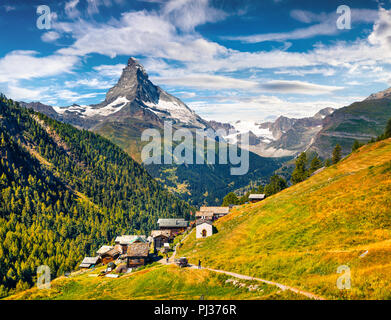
[225,9,379,43]
[92,64,125,77]
[162,0,227,32]
[368,8,391,50]
[0,51,78,82]
[56,10,226,61]
[41,31,61,42]
[153,74,259,90]
[5,85,45,101]
[65,0,80,18]
[65,78,113,89]
[55,89,104,101]
[274,67,336,76]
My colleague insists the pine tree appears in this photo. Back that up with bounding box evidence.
[332,144,342,164]
[222,192,239,206]
[384,118,391,139]
[352,140,362,152]
[264,175,287,197]
[291,152,308,184]
[309,156,323,175]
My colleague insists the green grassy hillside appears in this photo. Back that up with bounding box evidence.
[6,264,303,300]
[178,138,391,299]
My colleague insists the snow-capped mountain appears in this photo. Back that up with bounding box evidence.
[223,108,335,157]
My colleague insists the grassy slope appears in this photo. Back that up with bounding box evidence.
[6,264,303,300]
[178,139,391,299]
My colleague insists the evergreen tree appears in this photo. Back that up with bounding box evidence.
[264,175,287,197]
[291,152,308,184]
[332,144,342,164]
[384,118,391,139]
[309,155,323,175]
[325,159,332,167]
[352,140,362,152]
[222,192,239,206]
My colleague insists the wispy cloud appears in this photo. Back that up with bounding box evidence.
[224,9,379,43]
[260,80,343,95]
[153,74,259,90]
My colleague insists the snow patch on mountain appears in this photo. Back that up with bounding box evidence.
[223,120,275,144]
[144,95,203,127]
[53,97,129,118]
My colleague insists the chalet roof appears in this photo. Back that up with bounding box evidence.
[97,245,114,255]
[102,248,120,257]
[196,220,213,226]
[248,194,266,200]
[126,242,150,257]
[80,256,100,266]
[157,218,188,228]
[151,230,171,238]
[195,211,214,217]
[200,206,230,214]
[115,235,147,245]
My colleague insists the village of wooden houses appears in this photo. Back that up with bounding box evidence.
[78,195,265,276]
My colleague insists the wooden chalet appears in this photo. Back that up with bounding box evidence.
[124,242,150,268]
[114,235,147,254]
[196,207,230,221]
[96,246,120,265]
[157,218,189,235]
[248,194,266,203]
[79,256,100,269]
[151,230,172,252]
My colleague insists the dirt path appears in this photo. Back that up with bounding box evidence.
[192,266,325,300]
[159,232,325,300]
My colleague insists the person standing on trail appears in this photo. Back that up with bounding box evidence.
[166,255,169,264]
[198,260,201,269]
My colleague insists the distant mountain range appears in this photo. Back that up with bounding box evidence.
[223,87,391,159]
[224,107,335,158]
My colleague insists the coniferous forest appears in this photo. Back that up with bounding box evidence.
[0,95,193,297]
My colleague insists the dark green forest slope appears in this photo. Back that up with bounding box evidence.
[0,95,192,297]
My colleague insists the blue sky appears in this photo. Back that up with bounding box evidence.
[1,0,391,123]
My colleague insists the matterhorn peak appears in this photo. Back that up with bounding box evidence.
[103,57,156,105]
[126,57,147,76]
